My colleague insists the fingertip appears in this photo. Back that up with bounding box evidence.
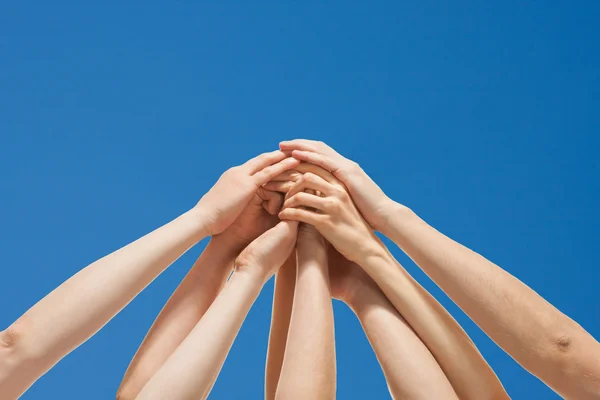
[279,141,293,150]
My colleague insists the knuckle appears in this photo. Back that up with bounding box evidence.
[327,198,341,211]
[349,160,362,172]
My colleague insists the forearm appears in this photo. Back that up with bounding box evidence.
[358,246,507,400]
[383,205,600,398]
[0,208,209,398]
[276,238,336,400]
[348,282,458,400]
[117,235,238,400]
[136,270,264,400]
[265,255,296,400]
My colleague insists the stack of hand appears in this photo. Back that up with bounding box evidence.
[1,140,598,400]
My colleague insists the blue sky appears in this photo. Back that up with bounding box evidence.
[1,1,599,398]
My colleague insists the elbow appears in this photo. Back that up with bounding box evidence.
[0,317,47,368]
[546,331,576,372]
[543,329,593,385]
[0,319,28,359]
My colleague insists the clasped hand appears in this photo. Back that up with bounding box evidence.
[196,140,391,283]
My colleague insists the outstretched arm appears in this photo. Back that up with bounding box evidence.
[264,254,296,400]
[0,151,298,399]
[119,182,286,400]
[275,225,336,400]
[328,248,458,399]
[280,139,600,399]
[0,208,209,399]
[382,207,600,399]
[136,221,298,400]
[278,167,507,399]
[116,236,237,400]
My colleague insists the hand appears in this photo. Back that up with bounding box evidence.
[217,187,285,251]
[196,151,300,236]
[235,221,299,282]
[278,170,381,264]
[279,140,397,232]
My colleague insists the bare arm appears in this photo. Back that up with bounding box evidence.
[0,150,298,399]
[0,209,209,399]
[280,139,600,398]
[118,178,287,399]
[329,249,458,400]
[357,241,507,399]
[136,221,298,400]
[265,255,296,400]
[382,206,600,399]
[278,168,507,399]
[116,236,237,400]
[275,226,336,400]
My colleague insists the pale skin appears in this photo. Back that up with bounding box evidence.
[135,220,299,400]
[279,139,600,399]
[0,150,299,399]
[265,169,458,399]
[274,224,336,400]
[272,162,508,399]
[328,246,459,400]
[264,254,296,400]
[118,183,285,399]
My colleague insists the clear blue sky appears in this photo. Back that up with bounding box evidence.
[1,2,599,399]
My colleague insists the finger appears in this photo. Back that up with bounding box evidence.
[253,157,300,185]
[268,169,302,182]
[291,150,343,176]
[279,207,325,227]
[262,181,296,193]
[244,150,288,174]
[263,190,284,215]
[270,220,299,246]
[295,163,345,188]
[279,139,339,155]
[279,139,321,152]
[246,220,299,257]
[283,192,329,212]
[285,173,336,201]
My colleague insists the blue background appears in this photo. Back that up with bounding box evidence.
[1,2,599,399]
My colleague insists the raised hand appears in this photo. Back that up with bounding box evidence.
[235,220,299,282]
[216,187,285,252]
[196,150,299,236]
[278,169,380,264]
[279,140,397,232]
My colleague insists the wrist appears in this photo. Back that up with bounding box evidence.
[230,267,267,294]
[349,235,389,266]
[345,279,384,316]
[209,232,246,259]
[376,200,414,235]
[180,207,213,243]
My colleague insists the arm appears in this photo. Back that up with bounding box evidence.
[280,139,600,399]
[279,170,508,399]
[382,206,600,399]
[116,236,237,400]
[330,250,458,399]
[119,175,288,400]
[0,208,209,399]
[136,221,298,400]
[265,255,296,400]
[275,225,336,400]
[0,150,299,399]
